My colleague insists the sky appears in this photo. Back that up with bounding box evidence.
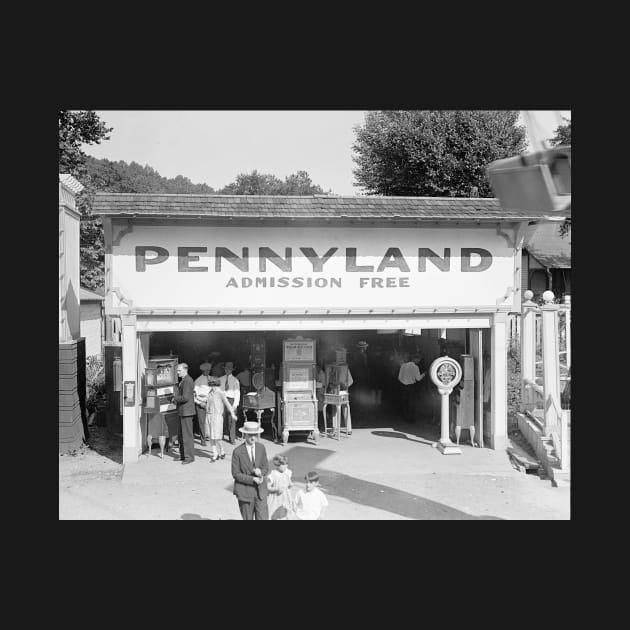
[82,110,571,196]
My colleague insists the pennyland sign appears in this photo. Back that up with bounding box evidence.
[110,225,517,310]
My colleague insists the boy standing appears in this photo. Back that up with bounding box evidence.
[291,471,328,520]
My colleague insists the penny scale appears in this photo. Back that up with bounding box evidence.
[279,336,318,445]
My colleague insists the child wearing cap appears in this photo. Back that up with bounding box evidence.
[266,455,294,520]
[205,376,237,462]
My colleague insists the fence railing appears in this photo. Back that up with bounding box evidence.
[519,291,570,472]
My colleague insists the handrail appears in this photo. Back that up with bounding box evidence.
[523,377,543,396]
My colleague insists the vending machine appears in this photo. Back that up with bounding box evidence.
[279,337,318,445]
[147,354,179,412]
[144,353,179,453]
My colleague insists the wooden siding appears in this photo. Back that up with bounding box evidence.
[80,302,103,357]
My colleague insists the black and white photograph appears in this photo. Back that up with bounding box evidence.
[59,109,571,520]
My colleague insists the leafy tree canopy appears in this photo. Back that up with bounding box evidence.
[550,117,571,237]
[550,117,571,146]
[59,110,113,177]
[352,110,527,197]
[217,169,328,195]
[74,156,217,292]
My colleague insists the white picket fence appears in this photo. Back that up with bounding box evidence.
[515,292,571,474]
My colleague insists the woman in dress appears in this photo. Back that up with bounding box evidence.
[266,454,293,520]
[205,376,237,462]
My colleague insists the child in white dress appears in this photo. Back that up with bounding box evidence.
[290,471,328,520]
[205,377,237,462]
[267,455,293,520]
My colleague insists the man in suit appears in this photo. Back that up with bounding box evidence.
[172,363,196,465]
[231,421,269,520]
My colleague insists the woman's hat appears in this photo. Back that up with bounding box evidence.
[356,340,369,348]
[239,421,264,434]
[207,376,221,386]
[199,362,212,371]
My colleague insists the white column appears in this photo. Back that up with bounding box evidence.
[490,312,508,450]
[520,290,538,412]
[541,291,561,434]
[564,295,571,371]
[440,393,450,442]
[121,314,139,463]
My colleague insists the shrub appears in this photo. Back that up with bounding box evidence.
[86,356,106,414]
[507,336,521,421]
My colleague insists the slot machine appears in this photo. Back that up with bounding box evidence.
[147,354,179,411]
[146,354,179,440]
[279,337,318,445]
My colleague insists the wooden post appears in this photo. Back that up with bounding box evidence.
[121,313,139,463]
[490,311,508,450]
[521,290,538,412]
[541,291,561,434]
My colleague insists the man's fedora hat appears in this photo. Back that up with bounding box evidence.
[199,362,212,371]
[356,340,369,348]
[239,421,264,434]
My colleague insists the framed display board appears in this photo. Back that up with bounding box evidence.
[283,338,315,362]
[283,365,314,391]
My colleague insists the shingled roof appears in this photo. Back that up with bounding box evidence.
[92,193,566,222]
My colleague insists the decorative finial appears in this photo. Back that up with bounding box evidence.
[523,290,534,301]
[542,290,555,304]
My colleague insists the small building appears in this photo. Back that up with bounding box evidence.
[92,193,570,464]
[80,286,105,358]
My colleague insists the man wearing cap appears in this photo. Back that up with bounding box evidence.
[172,363,196,464]
[220,361,241,445]
[194,362,213,446]
[231,421,269,520]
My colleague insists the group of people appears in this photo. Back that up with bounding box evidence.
[169,362,327,520]
[231,422,328,520]
[169,361,243,465]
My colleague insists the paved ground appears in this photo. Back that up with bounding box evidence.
[59,418,570,520]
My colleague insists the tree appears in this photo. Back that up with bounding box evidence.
[59,110,113,178]
[281,170,327,195]
[217,169,327,195]
[352,110,527,197]
[550,118,571,146]
[550,117,571,237]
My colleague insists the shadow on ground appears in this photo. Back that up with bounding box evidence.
[224,444,502,520]
[85,426,123,465]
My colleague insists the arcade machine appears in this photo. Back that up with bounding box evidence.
[279,336,318,445]
[323,344,352,438]
[145,353,179,454]
[242,337,276,440]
